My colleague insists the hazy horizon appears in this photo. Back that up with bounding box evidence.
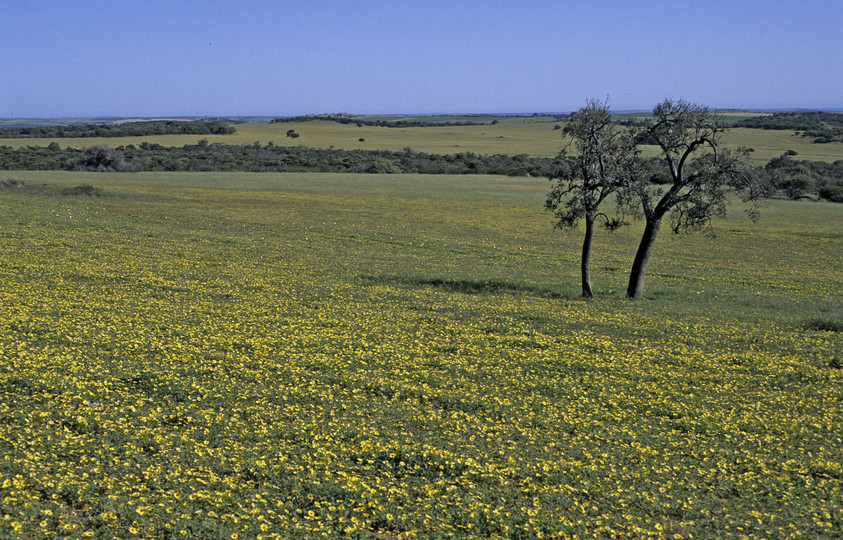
[4,107,843,125]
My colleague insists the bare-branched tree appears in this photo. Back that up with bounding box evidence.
[546,98,634,297]
[622,98,762,299]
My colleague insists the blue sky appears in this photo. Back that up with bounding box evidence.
[1,0,841,117]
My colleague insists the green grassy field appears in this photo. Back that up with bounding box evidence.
[3,117,842,165]
[1,171,840,538]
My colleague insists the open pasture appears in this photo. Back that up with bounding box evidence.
[3,118,843,165]
[0,120,568,158]
[0,171,841,538]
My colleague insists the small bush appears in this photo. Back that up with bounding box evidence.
[368,158,402,174]
[0,177,25,189]
[61,184,104,197]
[805,318,843,332]
[651,171,673,185]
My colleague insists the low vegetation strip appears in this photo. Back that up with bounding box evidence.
[2,141,843,203]
[270,113,566,127]
[0,142,560,176]
[0,119,235,139]
[0,171,840,538]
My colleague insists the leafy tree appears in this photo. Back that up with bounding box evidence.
[546,98,632,297]
[622,99,762,299]
[780,176,815,199]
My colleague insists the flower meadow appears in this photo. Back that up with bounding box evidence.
[1,171,841,539]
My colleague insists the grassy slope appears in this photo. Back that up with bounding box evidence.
[723,127,843,163]
[1,171,840,537]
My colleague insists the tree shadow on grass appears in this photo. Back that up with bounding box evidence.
[804,318,842,333]
[360,274,573,299]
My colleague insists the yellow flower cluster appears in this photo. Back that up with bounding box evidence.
[0,173,840,538]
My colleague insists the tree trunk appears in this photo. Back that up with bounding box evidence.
[626,217,662,299]
[580,216,595,297]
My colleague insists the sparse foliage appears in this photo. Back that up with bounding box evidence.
[546,98,633,297]
[622,99,763,298]
[547,98,765,299]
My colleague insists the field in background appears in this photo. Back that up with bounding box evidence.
[2,115,842,165]
[1,171,840,537]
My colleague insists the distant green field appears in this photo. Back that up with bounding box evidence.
[721,127,842,163]
[2,115,842,165]
[355,114,560,125]
[0,120,570,158]
[1,171,840,537]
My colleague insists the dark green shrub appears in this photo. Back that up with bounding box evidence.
[805,318,842,332]
[781,176,814,199]
[651,171,672,185]
[66,145,140,172]
[61,184,103,197]
[368,158,402,174]
[819,182,843,203]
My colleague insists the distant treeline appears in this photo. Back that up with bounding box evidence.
[0,119,236,139]
[735,112,843,143]
[0,141,561,177]
[271,114,491,127]
[270,114,564,128]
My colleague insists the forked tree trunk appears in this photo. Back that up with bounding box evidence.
[581,217,595,297]
[626,217,662,299]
